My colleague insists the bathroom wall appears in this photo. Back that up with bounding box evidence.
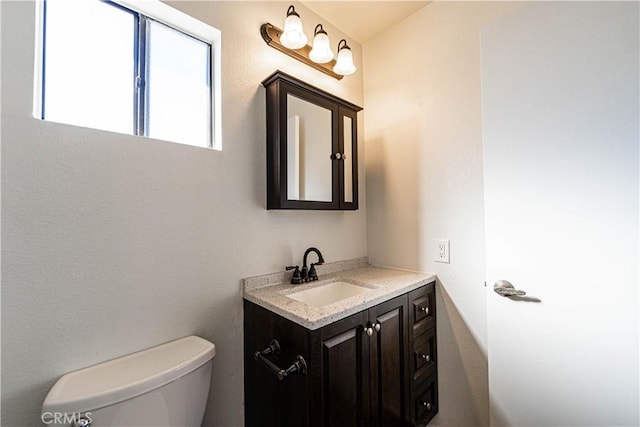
[363,2,525,426]
[1,1,365,425]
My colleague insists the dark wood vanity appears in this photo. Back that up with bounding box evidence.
[262,71,361,210]
[244,281,438,426]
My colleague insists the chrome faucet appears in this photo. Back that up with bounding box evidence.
[286,247,325,284]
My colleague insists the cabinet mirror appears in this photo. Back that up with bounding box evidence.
[286,94,332,202]
[262,71,362,210]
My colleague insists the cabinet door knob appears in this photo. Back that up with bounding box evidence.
[331,152,342,160]
[420,353,431,362]
[364,326,373,336]
[422,401,432,410]
[374,322,381,332]
[420,306,429,314]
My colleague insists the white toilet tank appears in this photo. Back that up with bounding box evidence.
[42,336,215,427]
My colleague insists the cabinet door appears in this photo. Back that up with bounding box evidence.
[338,106,358,210]
[319,310,369,427]
[369,295,410,426]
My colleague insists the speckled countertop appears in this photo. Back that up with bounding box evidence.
[242,257,436,330]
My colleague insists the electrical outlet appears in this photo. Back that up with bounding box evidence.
[435,239,450,263]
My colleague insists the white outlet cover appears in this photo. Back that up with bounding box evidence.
[435,239,450,263]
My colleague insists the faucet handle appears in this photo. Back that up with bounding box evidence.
[286,266,302,284]
[308,263,321,281]
[308,265,317,281]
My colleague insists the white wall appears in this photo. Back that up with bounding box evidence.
[1,1,365,425]
[363,2,525,426]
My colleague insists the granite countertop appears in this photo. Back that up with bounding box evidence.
[242,257,436,330]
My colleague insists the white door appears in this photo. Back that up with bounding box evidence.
[481,2,639,426]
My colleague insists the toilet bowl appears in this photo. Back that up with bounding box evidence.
[42,336,215,427]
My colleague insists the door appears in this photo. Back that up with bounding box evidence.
[320,310,369,427]
[338,106,359,210]
[369,295,409,426]
[481,2,638,426]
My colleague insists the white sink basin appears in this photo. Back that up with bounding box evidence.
[286,280,371,307]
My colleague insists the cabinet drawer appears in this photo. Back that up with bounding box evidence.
[409,282,435,340]
[413,373,438,427]
[411,327,436,383]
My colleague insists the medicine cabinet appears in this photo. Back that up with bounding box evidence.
[262,71,361,210]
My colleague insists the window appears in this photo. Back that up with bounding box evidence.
[36,0,221,149]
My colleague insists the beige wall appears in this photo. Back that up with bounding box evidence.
[1,2,365,425]
[363,2,524,426]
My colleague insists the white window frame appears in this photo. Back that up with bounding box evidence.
[33,0,222,150]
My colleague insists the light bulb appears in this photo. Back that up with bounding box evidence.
[280,5,307,49]
[333,39,356,75]
[309,24,334,64]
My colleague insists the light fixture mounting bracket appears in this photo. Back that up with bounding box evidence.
[260,23,343,80]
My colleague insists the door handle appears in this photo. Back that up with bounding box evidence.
[494,280,526,297]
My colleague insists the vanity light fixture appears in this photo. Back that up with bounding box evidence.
[309,24,334,64]
[333,39,356,76]
[260,5,357,80]
[280,5,307,49]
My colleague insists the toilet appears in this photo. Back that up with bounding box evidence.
[42,336,215,427]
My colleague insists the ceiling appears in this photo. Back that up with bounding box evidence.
[300,1,431,44]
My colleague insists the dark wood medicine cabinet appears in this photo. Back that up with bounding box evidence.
[262,71,362,210]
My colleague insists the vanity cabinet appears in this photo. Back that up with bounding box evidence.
[262,71,362,210]
[244,281,437,426]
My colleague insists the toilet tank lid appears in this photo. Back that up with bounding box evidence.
[42,336,215,415]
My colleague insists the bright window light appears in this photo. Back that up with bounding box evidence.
[37,0,221,150]
[146,20,211,147]
[43,0,135,134]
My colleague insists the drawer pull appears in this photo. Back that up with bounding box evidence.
[420,306,429,314]
[420,353,431,362]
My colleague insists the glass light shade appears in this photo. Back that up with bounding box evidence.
[333,43,356,75]
[280,13,307,49]
[309,30,333,63]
